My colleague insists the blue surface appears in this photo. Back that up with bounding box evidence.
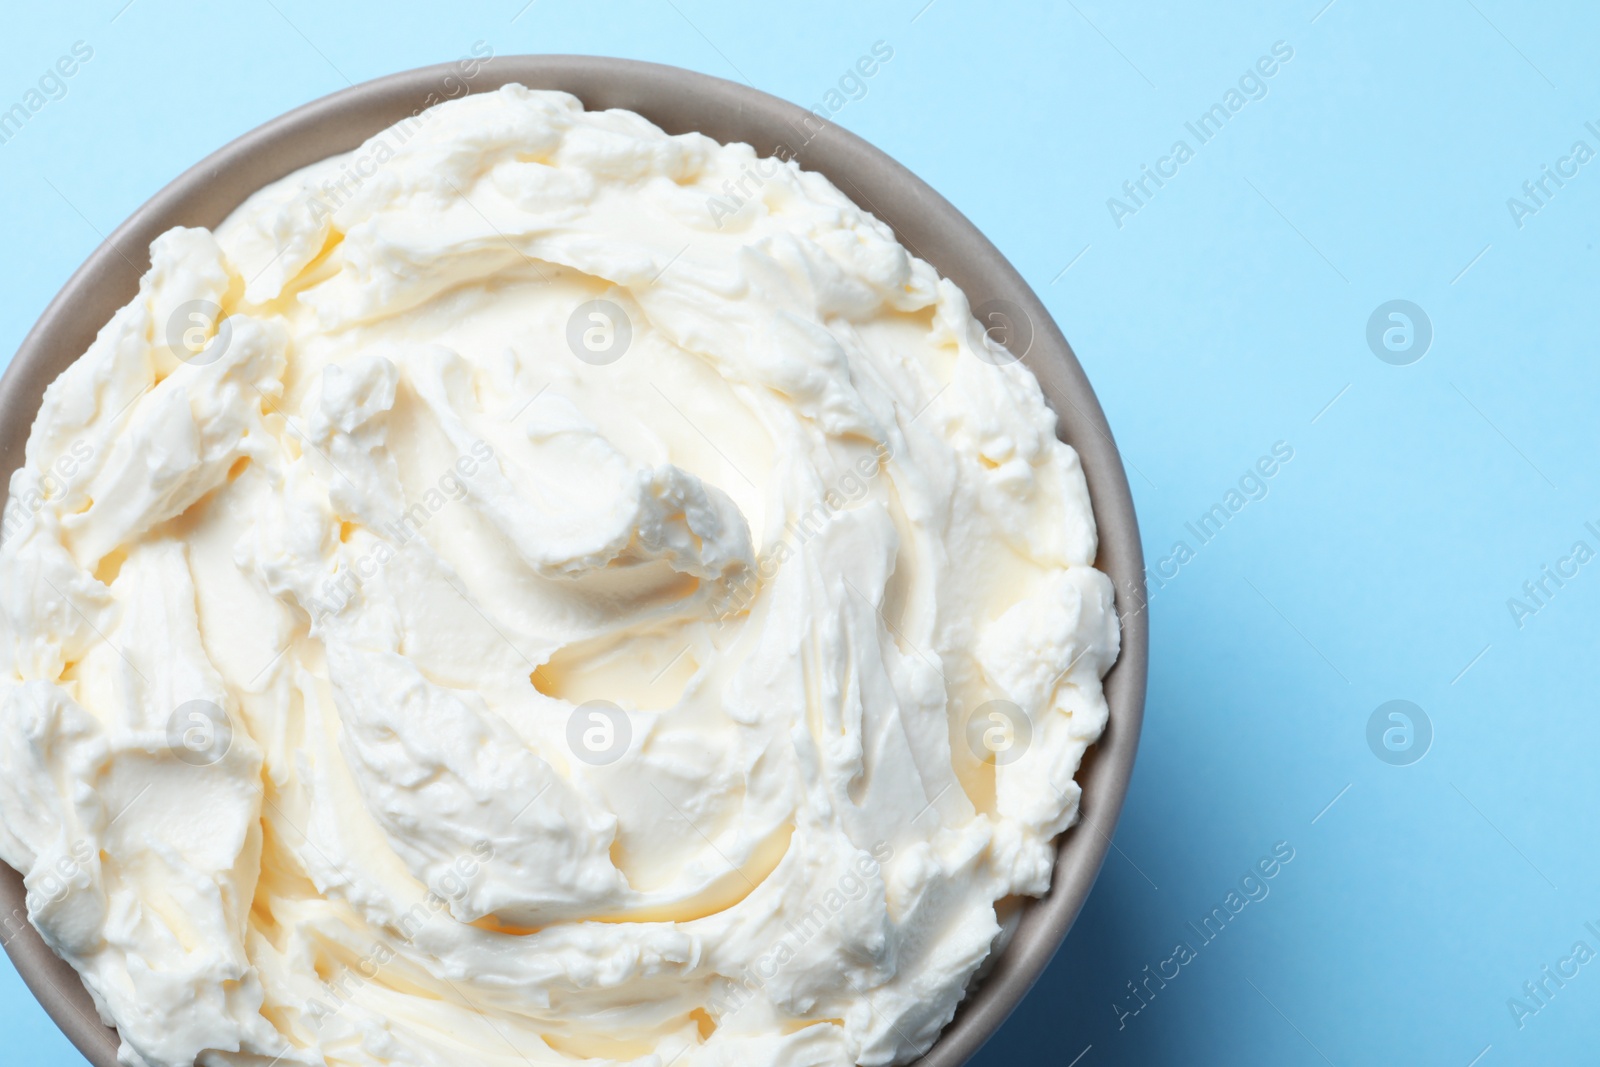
[0,2,1594,1065]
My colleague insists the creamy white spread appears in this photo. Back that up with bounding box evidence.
[0,86,1118,1067]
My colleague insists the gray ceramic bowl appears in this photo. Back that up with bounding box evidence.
[0,55,1147,1067]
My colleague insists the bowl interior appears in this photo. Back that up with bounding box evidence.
[0,55,1147,1067]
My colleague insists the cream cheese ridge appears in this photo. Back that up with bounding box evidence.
[0,85,1119,1067]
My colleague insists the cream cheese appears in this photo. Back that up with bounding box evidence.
[0,85,1118,1067]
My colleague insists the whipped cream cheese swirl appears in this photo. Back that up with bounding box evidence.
[0,86,1118,1067]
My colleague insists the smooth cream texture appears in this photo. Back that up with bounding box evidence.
[0,86,1118,1067]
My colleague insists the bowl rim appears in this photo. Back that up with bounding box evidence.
[0,54,1147,1067]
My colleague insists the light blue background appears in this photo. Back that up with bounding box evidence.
[1,2,1595,1064]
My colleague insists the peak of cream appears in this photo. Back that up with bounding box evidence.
[0,85,1117,1067]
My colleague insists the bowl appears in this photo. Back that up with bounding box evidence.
[0,55,1147,1067]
